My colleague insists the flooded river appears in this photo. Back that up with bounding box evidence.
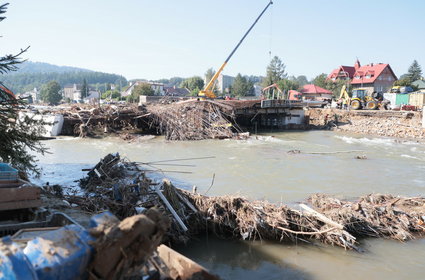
[34,131,425,279]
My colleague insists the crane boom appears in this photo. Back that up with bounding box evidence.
[199,1,273,98]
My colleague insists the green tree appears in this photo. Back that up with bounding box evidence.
[407,60,422,82]
[168,77,184,87]
[313,73,348,98]
[312,73,328,89]
[81,78,88,98]
[101,89,121,100]
[296,75,309,86]
[0,3,47,174]
[232,73,254,97]
[263,56,287,87]
[40,80,62,104]
[204,68,219,93]
[394,77,413,87]
[180,76,204,95]
[276,79,300,93]
[128,83,154,102]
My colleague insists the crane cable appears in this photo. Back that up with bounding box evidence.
[268,2,273,59]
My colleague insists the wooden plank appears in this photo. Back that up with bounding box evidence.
[0,187,40,203]
[0,180,22,188]
[155,187,188,232]
[0,199,42,211]
[299,203,344,230]
[157,245,219,280]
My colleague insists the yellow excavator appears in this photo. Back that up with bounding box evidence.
[337,85,382,110]
[199,1,273,98]
[336,84,351,109]
[350,88,381,110]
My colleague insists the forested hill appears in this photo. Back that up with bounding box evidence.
[12,61,90,74]
[1,61,127,93]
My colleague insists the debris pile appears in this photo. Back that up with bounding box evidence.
[40,104,150,137]
[148,100,241,140]
[183,192,359,250]
[67,153,199,243]
[183,192,425,250]
[48,153,425,251]
[309,193,425,241]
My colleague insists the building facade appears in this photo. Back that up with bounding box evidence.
[63,84,81,100]
[328,60,398,94]
[216,74,235,94]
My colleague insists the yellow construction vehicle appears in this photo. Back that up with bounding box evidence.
[336,85,382,110]
[199,1,273,99]
[336,84,351,109]
[350,88,381,110]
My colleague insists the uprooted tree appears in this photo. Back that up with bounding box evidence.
[0,3,47,175]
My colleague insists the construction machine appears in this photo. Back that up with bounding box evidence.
[199,1,273,99]
[336,84,351,109]
[261,83,283,100]
[337,85,382,110]
[350,88,382,110]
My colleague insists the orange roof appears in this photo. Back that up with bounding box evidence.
[351,63,396,84]
[327,66,356,80]
[300,84,332,94]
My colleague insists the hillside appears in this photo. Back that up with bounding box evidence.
[1,61,127,93]
[12,61,91,74]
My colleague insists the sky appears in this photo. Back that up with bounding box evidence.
[2,0,425,81]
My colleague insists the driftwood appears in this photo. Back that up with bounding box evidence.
[48,153,425,251]
[147,100,240,140]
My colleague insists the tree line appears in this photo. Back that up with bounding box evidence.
[2,71,127,94]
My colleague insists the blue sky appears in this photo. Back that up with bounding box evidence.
[2,0,424,80]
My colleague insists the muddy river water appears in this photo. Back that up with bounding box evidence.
[34,131,425,279]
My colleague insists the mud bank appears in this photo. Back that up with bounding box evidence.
[307,108,425,140]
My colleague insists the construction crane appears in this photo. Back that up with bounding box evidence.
[199,1,273,99]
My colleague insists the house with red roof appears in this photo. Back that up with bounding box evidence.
[328,60,398,94]
[327,60,360,81]
[300,84,333,100]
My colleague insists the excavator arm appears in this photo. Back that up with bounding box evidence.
[199,1,273,98]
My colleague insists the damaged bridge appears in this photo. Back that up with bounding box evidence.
[217,99,324,130]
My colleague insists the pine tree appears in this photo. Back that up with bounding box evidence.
[81,78,88,98]
[263,56,287,87]
[232,73,254,97]
[407,60,423,82]
[0,3,47,174]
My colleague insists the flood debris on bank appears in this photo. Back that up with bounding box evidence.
[35,104,151,137]
[309,193,425,241]
[47,153,425,252]
[148,100,242,140]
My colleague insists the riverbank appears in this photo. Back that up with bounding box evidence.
[307,108,425,141]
